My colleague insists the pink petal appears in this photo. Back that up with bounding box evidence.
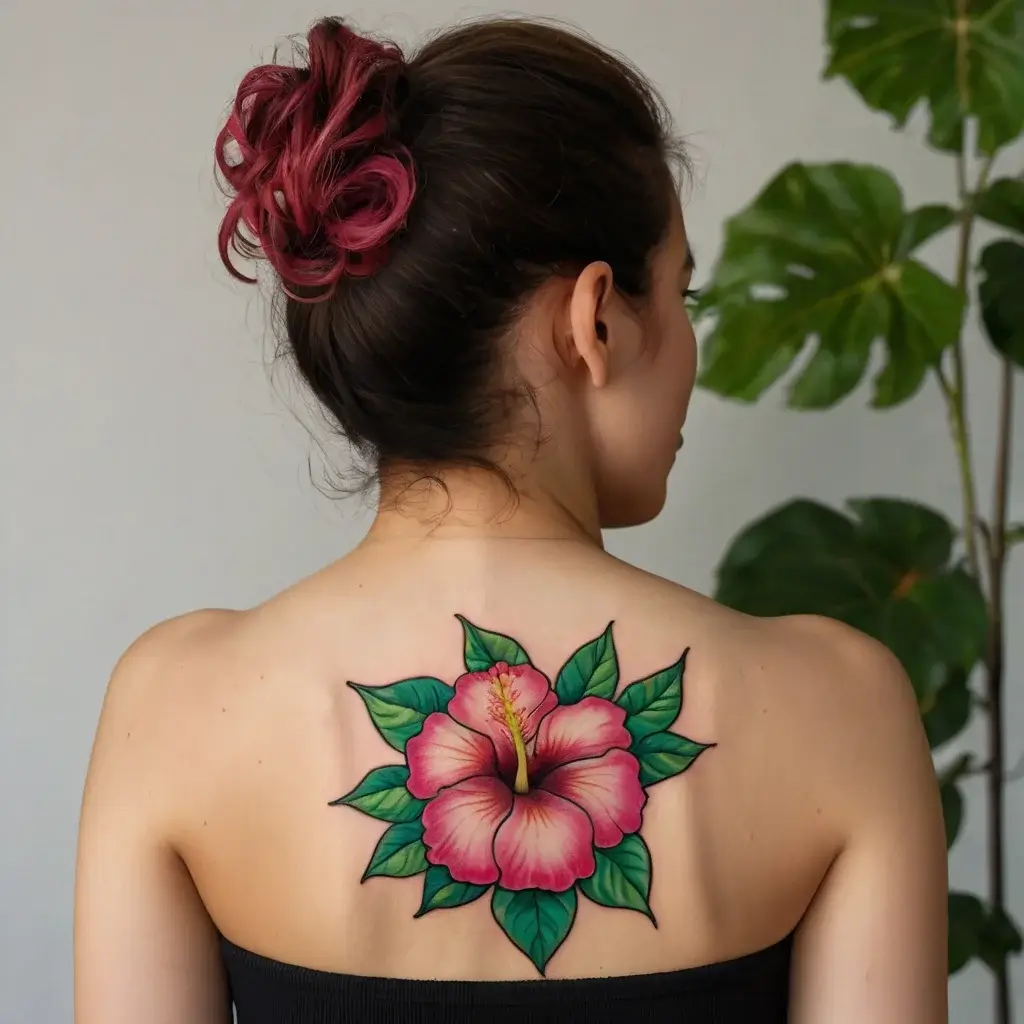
[540,748,646,848]
[449,662,557,779]
[421,776,513,885]
[494,790,595,891]
[406,713,497,800]
[532,697,632,776]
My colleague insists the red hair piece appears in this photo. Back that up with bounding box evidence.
[216,20,415,297]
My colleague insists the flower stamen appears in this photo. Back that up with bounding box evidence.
[491,673,530,794]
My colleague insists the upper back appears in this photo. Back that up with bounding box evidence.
[109,538,873,982]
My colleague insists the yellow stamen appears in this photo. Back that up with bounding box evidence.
[493,676,530,794]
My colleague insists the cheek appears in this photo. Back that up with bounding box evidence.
[666,305,699,420]
[590,315,697,527]
[641,305,698,438]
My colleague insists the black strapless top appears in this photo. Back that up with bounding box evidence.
[220,932,793,1023]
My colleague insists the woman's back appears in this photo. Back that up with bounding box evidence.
[139,539,826,976]
[74,14,947,1023]
[78,527,943,1022]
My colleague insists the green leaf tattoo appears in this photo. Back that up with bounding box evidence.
[616,649,688,742]
[554,622,618,704]
[348,677,454,752]
[491,887,577,975]
[335,620,713,976]
[329,765,426,823]
[579,834,655,923]
[415,865,490,918]
[361,821,429,881]
[632,731,713,786]
[457,615,531,672]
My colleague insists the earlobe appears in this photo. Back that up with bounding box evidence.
[567,261,614,389]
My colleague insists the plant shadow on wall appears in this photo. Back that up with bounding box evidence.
[693,1,1024,1022]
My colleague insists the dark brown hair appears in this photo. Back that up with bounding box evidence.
[217,17,683,481]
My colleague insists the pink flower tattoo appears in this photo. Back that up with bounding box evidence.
[331,618,713,974]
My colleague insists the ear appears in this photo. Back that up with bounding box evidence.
[565,261,615,389]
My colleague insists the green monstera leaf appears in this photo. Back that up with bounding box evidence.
[977,177,1024,369]
[715,498,988,697]
[921,668,973,748]
[979,240,1024,366]
[949,892,1024,974]
[938,753,974,848]
[826,0,1024,154]
[950,892,989,974]
[940,778,965,848]
[977,177,1024,235]
[696,163,963,410]
[979,908,1024,972]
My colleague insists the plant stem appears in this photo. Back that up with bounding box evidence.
[947,0,997,581]
[944,352,981,579]
[986,357,1014,1024]
[949,14,1010,1018]
[946,147,996,581]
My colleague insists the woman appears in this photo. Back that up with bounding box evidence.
[74,16,948,1024]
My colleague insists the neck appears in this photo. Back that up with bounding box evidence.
[366,461,603,547]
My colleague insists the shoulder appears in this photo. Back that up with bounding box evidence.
[676,606,930,808]
[605,562,923,757]
[737,612,922,743]
[765,613,920,721]
[679,602,917,710]
[767,613,910,677]
[101,609,243,717]
[93,565,371,767]
[86,610,247,809]
[603,561,917,719]
[751,615,935,829]
[118,608,241,665]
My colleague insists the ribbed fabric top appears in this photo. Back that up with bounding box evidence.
[220,932,793,1023]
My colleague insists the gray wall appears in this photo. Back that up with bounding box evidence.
[2,0,1021,1020]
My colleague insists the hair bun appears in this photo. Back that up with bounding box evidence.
[216,18,415,297]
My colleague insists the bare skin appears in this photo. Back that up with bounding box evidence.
[75,207,948,1023]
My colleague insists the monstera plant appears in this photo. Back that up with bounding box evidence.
[695,1,1024,1020]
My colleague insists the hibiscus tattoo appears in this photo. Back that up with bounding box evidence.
[330,618,713,975]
